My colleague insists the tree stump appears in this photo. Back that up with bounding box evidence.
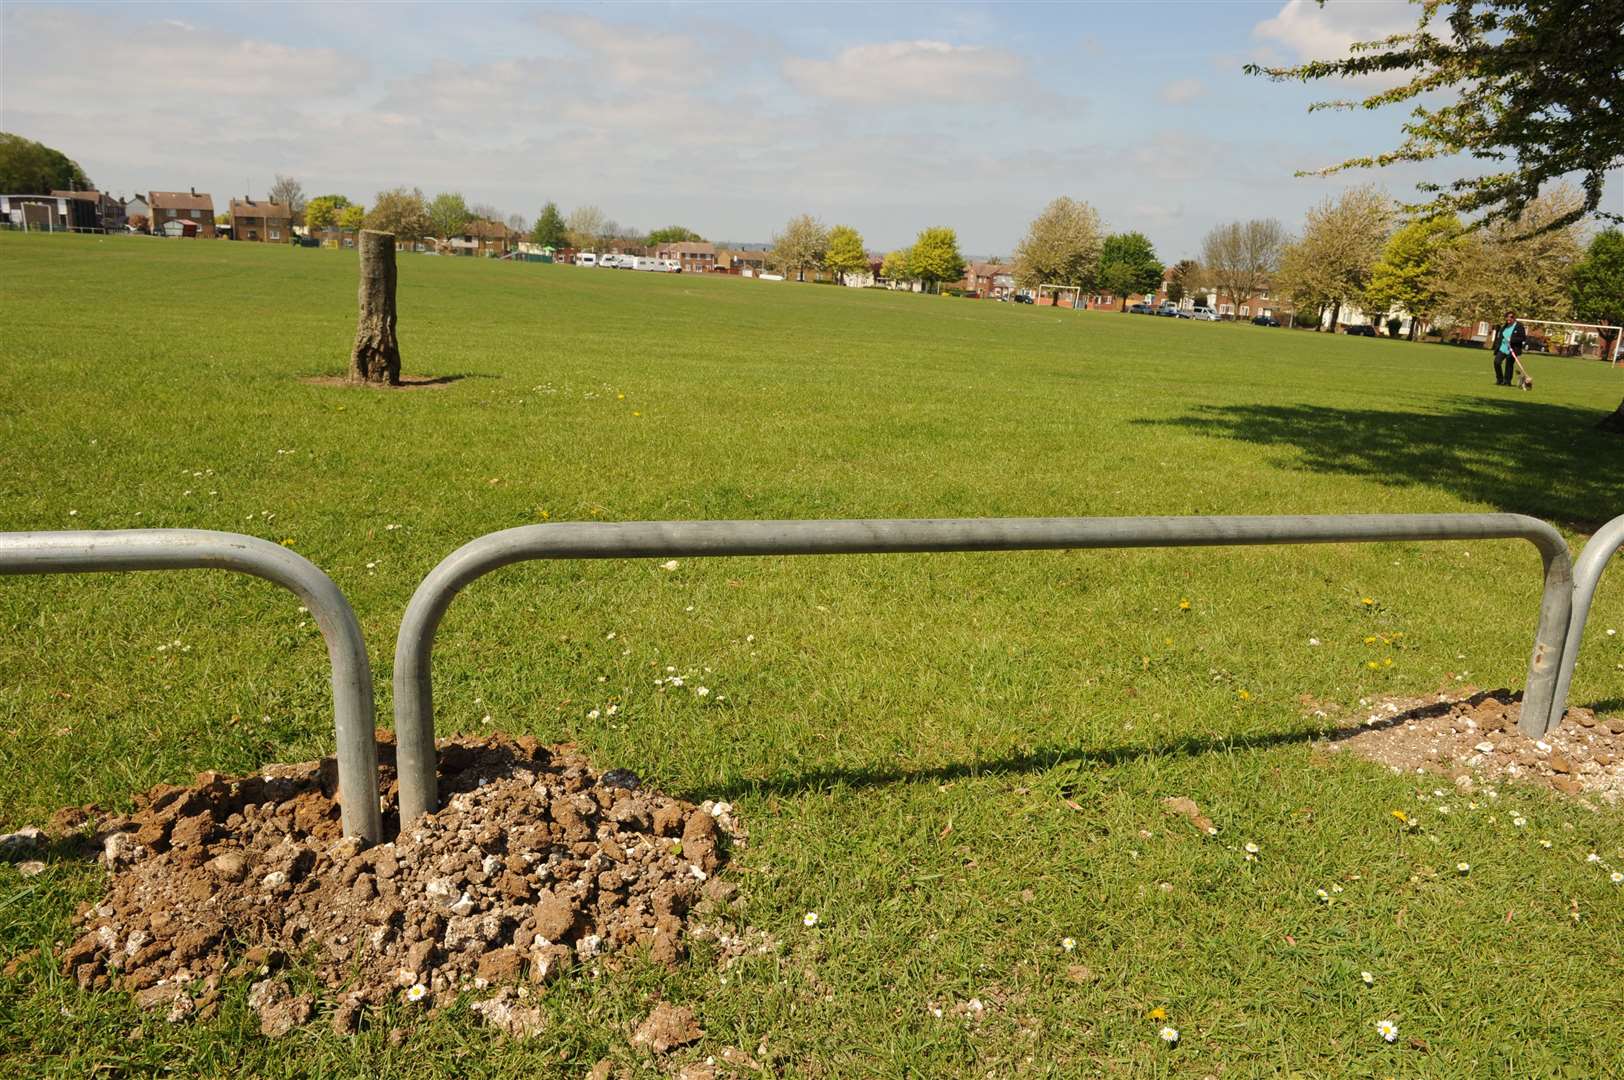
[350,230,401,385]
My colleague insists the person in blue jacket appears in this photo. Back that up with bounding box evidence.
[1492,311,1527,386]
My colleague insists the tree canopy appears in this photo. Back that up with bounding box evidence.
[303,195,351,230]
[881,248,913,282]
[1165,259,1198,304]
[1245,0,1622,233]
[823,225,868,283]
[1365,214,1462,337]
[531,202,567,248]
[1275,186,1393,328]
[565,205,610,251]
[1569,229,1624,329]
[364,188,430,242]
[646,225,704,246]
[338,204,366,231]
[1012,197,1103,289]
[0,132,92,192]
[1432,186,1585,327]
[1097,231,1163,308]
[427,192,472,240]
[266,175,306,219]
[1200,219,1286,316]
[772,214,829,281]
[908,227,966,288]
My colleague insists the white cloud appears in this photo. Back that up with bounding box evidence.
[783,40,1024,104]
[1159,77,1204,106]
[1252,0,1416,63]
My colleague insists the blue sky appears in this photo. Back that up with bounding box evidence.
[3,1,1617,257]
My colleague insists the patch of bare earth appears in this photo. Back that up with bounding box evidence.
[50,734,746,1038]
[1318,687,1624,804]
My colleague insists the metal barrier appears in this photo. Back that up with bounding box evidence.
[0,530,381,842]
[393,513,1573,826]
[1551,513,1624,724]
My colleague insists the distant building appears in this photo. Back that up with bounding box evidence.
[445,219,516,257]
[1,193,99,231]
[50,190,125,231]
[960,261,1013,298]
[653,240,717,273]
[149,189,216,237]
[229,198,292,243]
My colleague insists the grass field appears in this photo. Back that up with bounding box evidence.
[2,232,1622,1077]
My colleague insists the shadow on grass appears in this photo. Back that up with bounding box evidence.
[701,723,1329,802]
[1138,396,1620,530]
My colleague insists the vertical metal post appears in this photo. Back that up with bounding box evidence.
[1548,513,1624,727]
[0,530,381,843]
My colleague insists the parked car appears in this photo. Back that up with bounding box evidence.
[1189,306,1220,321]
[1345,324,1377,336]
[1012,293,1034,304]
[1251,315,1281,327]
[1127,303,1153,314]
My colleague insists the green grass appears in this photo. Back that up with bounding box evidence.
[2,232,1622,1077]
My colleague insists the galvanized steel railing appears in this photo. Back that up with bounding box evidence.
[0,530,381,842]
[1551,513,1624,726]
[393,514,1574,826]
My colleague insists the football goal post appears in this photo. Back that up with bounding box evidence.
[1037,284,1083,310]
[1518,318,1623,364]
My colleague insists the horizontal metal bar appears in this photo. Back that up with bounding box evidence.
[394,514,1572,828]
[0,530,380,843]
[1550,513,1624,726]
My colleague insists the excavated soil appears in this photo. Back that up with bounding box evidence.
[50,735,745,1037]
[1320,687,1624,803]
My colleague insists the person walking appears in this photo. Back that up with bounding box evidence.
[1492,311,1527,386]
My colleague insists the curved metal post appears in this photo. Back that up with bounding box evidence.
[1549,513,1624,727]
[395,513,1572,826]
[0,530,380,843]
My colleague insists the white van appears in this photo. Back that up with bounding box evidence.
[662,259,682,273]
[598,254,624,269]
[633,256,661,272]
[1190,306,1220,321]
[576,252,597,267]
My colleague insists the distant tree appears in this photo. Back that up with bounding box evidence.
[427,192,472,240]
[304,194,352,231]
[1275,186,1393,330]
[469,202,502,224]
[823,225,868,284]
[1165,259,1198,304]
[1571,227,1624,431]
[365,187,430,243]
[531,201,567,248]
[1200,219,1285,320]
[646,225,704,246]
[215,213,229,226]
[1432,186,1584,330]
[772,213,829,282]
[565,204,609,251]
[881,248,913,283]
[1246,0,1622,234]
[338,204,366,231]
[1570,229,1623,360]
[266,175,306,222]
[506,212,527,235]
[1365,215,1462,339]
[0,132,92,192]
[1097,231,1163,310]
[908,227,966,292]
[1012,197,1103,290]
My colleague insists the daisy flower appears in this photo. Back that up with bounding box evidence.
[1159,1025,1180,1045]
[1539,839,1552,849]
[406,982,427,1002]
[1586,853,1602,863]
[1612,872,1623,885]
[803,911,820,927]
[1361,971,1375,986]
[1457,862,1471,874]
[1061,937,1076,952]
[1316,888,1331,902]
[1512,816,1527,828]
[1376,1019,1398,1043]
[1244,841,1260,855]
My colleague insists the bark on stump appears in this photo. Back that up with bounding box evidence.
[350,230,401,385]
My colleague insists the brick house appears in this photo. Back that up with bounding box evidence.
[229,198,292,243]
[149,189,216,237]
[960,261,1015,298]
[716,249,768,274]
[654,240,717,272]
[444,219,516,257]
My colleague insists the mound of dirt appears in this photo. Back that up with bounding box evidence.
[1322,688,1624,803]
[54,735,745,1036]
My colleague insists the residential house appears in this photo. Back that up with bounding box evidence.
[960,261,1014,298]
[654,240,717,272]
[229,198,292,243]
[149,189,216,237]
[445,219,516,257]
[50,190,125,231]
[716,249,767,275]
[124,194,151,231]
[1,193,99,231]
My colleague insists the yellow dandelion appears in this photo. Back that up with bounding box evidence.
[1361,597,1374,606]
[1147,1006,1167,1021]
[1237,689,1251,701]
[1367,661,1381,670]
[1178,598,1192,611]
[1391,810,1408,823]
